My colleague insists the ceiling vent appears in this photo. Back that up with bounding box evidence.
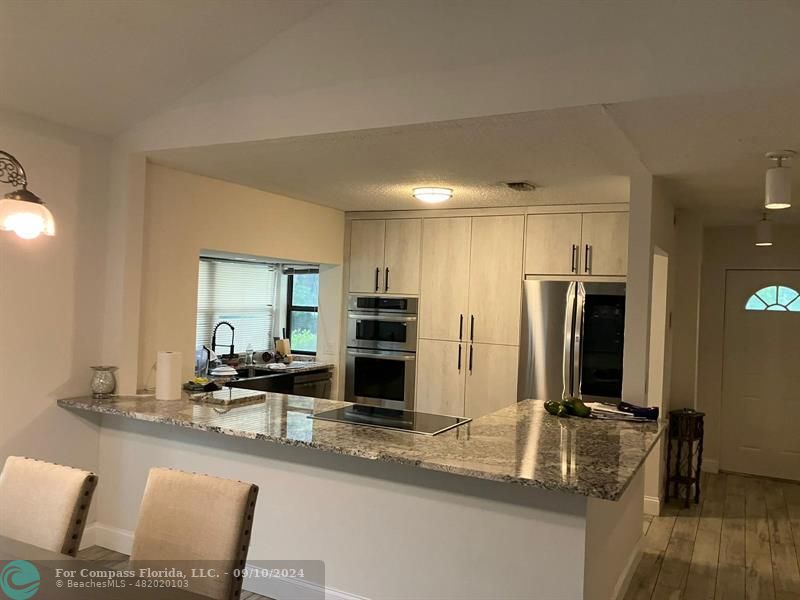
[504,181,536,192]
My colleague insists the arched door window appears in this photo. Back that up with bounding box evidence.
[745,285,800,312]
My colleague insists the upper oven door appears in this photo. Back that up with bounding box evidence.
[347,312,418,351]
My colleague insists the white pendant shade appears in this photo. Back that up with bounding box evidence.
[765,166,792,209]
[755,216,772,247]
[0,198,56,239]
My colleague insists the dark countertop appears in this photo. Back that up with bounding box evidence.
[58,394,664,501]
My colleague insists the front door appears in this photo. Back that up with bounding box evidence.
[721,270,800,481]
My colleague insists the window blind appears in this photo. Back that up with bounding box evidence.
[196,258,278,353]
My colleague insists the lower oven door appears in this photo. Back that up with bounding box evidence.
[345,349,416,410]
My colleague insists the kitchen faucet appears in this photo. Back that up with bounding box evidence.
[211,321,235,356]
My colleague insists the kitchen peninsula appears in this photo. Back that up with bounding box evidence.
[60,394,663,600]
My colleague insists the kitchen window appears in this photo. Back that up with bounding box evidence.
[284,267,320,354]
[196,257,278,353]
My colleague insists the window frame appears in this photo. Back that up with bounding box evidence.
[285,268,320,355]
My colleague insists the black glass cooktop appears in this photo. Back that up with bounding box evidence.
[308,404,471,436]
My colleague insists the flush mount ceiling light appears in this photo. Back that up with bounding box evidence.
[755,213,773,247]
[764,150,795,210]
[413,187,453,203]
[0,150,55,239]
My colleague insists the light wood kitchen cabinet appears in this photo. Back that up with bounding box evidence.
[416,339,518,418]
[384,219,422,295]
[349,220,386,293]
[580,212,628,276]
[348,218,421,294]
[415,339,466,416]
[524,211,628,276]
[524,213,582,275]
[464,342,520,418]
[468,215,524,346]
[419,218,472,341]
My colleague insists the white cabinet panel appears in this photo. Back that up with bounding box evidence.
[524,213,583,275]
[468,215,524,346]
[419,218,472,341]
[384,219,421,295]
[580,212,628,276]
[464,343,519,418]
[349,220,386,293]
[416,339,466,416]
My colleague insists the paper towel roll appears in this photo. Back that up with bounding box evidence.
[156,351,182,400]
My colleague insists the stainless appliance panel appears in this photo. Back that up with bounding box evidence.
[518,279,626,403]
[518,280,574,402]
[345,348,416,410]
[346,312,418,351]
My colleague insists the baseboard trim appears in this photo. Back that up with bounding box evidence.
[643,495,661,516]
[613,537,644,600]
[85,523,369,599]
[93,523,134,555]
[702,459,719,474]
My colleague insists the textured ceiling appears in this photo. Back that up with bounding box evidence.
[0,0,324,134]
[149,106,636,211]
[607,83,800,225]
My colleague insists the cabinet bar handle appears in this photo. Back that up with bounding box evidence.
[459,314,464,340]
[458,344,462,371]
[571,244,578,273]
[584,245,591,274]
[470,315,475,341]
[385,267,390,291]
[374,267,380,292]
[468,345,473,373]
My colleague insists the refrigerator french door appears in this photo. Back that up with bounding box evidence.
[518,279,626,403]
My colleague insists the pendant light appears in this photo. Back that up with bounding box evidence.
[764,150,795,210]
[755,213,773,247]
[0,150,55,239]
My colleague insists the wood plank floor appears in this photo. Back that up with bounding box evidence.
[626,472,800,600]
[75,546,273,599]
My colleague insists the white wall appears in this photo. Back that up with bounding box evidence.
[669,211,704,410]
[696,225,800,469]
[138,164,345,389]
[0,109,109,471]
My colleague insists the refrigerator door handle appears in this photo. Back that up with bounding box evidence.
[562,282,577,400]
[572,282,586,400]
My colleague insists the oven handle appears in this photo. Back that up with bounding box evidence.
[347,350,416,361]
[347,313,417,322]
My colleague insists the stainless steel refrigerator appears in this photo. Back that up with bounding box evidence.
[518,279,626,403]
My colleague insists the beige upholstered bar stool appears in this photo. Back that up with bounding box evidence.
[0,456,98,556]
[130,467,259,600]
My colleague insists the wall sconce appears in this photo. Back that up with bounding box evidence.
[0,150,56,239]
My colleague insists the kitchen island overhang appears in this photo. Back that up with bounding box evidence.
[59,395,664,600]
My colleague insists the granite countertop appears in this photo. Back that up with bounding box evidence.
[58,395,664,501]
[230,361,333,379]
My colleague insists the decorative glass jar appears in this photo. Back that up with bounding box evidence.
[90,366,118,398]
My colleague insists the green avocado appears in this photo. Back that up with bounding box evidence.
[544,400,570,418]
[564,398,592,418]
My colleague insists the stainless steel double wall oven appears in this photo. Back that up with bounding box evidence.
[345,296,417,410]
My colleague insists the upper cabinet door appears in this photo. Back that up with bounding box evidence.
[383,219,421,295]
[468,215,524,346]
[524,213,583,275]
[349,220,386,293]
[419,218,471,341]
[580,212,629,276]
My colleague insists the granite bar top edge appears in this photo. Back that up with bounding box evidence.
[57,395,665,501]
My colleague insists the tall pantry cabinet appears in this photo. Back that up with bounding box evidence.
[416,215,524,418]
